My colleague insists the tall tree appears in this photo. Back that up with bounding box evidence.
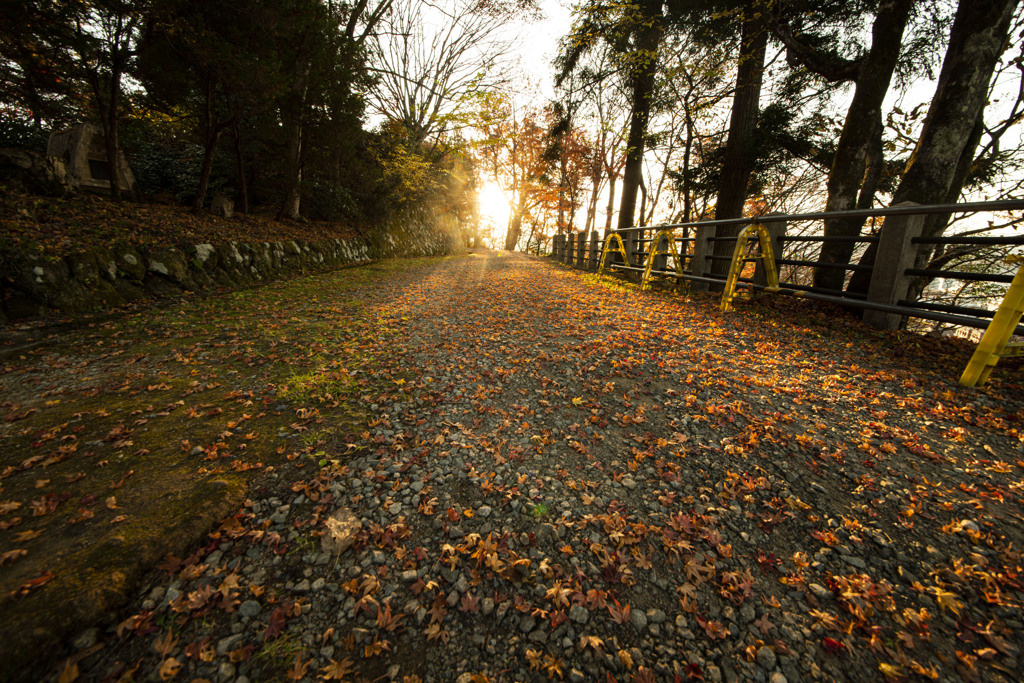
[367,0,513,146]
[139,0,288,211]
[557,0,668,241]
[846,0,1020,298]
[769,0,917,291]
[277,0,388,220]
[712,4,768,223]
[555,43,630,235]
[616,0,666,232]
[77,0,146,201]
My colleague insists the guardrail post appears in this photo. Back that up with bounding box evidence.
[576,231,586,268]
[690,223,717,292]
[588,231,599,270]
[652,230,669,274]
[754,214,787,289]
[864,201,926,330]
[620,230,640,281]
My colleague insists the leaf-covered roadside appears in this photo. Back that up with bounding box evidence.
[0,258,437,678]
[0,189,360,259]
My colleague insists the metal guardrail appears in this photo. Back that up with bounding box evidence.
[552,199,1024,337]
[608,199,1024,234]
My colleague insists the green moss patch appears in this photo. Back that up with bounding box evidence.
[0,257,442,678]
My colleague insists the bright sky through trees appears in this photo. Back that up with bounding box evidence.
[478,180,512,229]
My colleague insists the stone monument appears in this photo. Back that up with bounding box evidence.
[47,123,135,194]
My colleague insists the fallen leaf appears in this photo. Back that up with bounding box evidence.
[158,657,181,681]
[57,661,79,683]
[319,657,355,680]
[0,549,28,566]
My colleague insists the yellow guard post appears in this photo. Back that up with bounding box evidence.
[720,223,780,312]
[960,255,1024,387]
[641,229,686,291]
[597,233,631,276]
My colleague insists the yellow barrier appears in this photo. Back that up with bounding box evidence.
[720,223,780,312]
[597,233,630,276]
[641,230,687,291]
[960,255,1024,387]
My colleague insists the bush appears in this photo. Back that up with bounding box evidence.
[305,180,356,221]
[0,117,51,153]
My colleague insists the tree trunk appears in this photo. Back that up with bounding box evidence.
[812,0,914,292]
[709,7,768,278]
[616,0,662,233]
[847,0,1018,299]
[194,129,222,213]
[505,195,528,250]
[278,112,304,221]
[91,63,123,203]
[194,79,220,213]
[604,174,616,235]
[278,61,311,221]
[639,177,647,227]
[233,120,249,214]
[104,84,121,202]
[585,178,599,233]
[557,169,566,234]
[682,90,695,222]
[856,112,884,212]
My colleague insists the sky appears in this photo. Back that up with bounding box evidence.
[510,0,574,103]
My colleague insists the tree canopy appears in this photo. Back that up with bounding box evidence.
[1,0,1022,275]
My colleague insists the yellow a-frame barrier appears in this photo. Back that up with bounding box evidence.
[597,233,630,276]
[641,230,686,291]
[720,223,780,312]
[597,230,688,290]
[960,255,1024,387]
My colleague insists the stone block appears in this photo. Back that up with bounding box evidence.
[210,193,234,218]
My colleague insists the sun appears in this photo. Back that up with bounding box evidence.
[477,181,511,228]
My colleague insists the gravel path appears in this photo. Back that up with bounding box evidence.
[59,251,1024,682]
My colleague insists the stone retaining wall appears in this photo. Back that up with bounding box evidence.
[1,207,465,322]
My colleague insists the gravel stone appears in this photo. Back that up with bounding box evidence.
[756,646,777,671]
[238,600,261,618]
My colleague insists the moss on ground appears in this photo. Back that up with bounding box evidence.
[0,257,443,679]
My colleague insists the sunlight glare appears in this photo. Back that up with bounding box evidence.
[478,182,511,229]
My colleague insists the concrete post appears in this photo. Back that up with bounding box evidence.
[589,231,600,271]
[864,202,925,330]
[690,223,717,292]
[625,231,638,268]
[576,231,586,268]
[652,230,670,274]
[754,214,787,289]
[622,229,644,281]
